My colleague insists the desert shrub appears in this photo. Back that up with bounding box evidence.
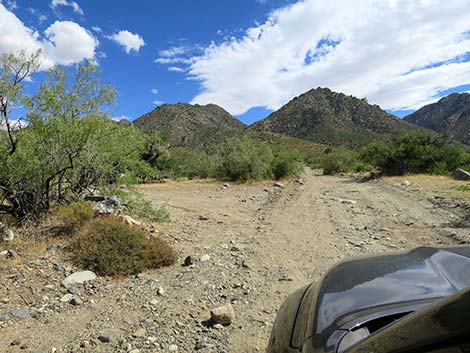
[321,149,358,175]
[70,217,176,276]
[359,142,389,167]
[56,201,94,234]
[216,137,274,181]
[305,154,324,169]
[105,187,171,222]
[182,150,222,179]
[370,132,470,176]
[270,149,303,179]
[456,184,470,193]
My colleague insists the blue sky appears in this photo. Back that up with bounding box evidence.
[1,0,470,125]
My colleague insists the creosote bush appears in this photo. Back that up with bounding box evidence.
[56,201,94,234]
[70,217,176,276]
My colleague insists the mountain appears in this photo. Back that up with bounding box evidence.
[249,87,420,148]
[404,93,470,145]
[134,103,246,146]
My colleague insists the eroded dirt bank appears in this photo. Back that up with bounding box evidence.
[1,171,469,352]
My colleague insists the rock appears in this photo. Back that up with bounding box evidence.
[69,295,83,306]
[168,344,178,352]
[198,215,209,221]
[273,182,285,188]
[213,323,224,330]
[62,271,97,288]
[52,262,63,271]
[93,196,122,215]
[9,308,30,320]
[401,180,411,186]
[210,303,235,326]
[132,328,146,338]
[183,256,194,266]
[157,287,165,296]
[0,222,14,242]
[340,199,357,205]
[67,287,78,295]
[453,168,470,181]
[98,331,115,343]
[195,340,206,350]
[119,215,142,228]
[200,254,210,262]
[60,294,73,303]
[5,249,17,259]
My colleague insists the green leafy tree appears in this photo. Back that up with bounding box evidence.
[0,50,41,154]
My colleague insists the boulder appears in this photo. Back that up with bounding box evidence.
[92,196,122,215]
[0,222,14,242]
[62,271,97,288]
[453,168,470,181]
[210,303,235,326]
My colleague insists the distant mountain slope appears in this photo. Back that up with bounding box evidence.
[249,87,420,148]
[404,93,470,145]
[134,103,246,146]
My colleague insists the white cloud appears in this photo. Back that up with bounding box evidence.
[151,88,159,95]
[179,0,470,115]
[50,0,83,15]
[42,21,98,66]
[168,66,185,73]
[0,3,98,69]
[92,26,102,33]
[111,115,129,122]
[107,30,145,54]
[153,100,164,106]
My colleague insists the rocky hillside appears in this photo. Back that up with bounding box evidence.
[134,103,246,146]
[250,87,420,148]
[404,93,470,145]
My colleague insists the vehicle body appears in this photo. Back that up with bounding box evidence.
[268,246,470,353]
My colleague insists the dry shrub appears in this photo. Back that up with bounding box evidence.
[56,201,95,234]
[70,217,175,276]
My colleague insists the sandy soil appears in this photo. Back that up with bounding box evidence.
[0,170,469,352]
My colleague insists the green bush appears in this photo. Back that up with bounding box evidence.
[321,149,358,175]
[70,217,176,276]
[271,149,303,179]
[56,201,94,234]
[456,184,470,193]
[216,137,273,181]
[365,131,470,176]
[105,187,171,222]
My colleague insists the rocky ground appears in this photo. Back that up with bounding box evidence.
[0,170,469,353]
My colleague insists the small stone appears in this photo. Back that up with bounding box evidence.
[183,256,194,266]
[195,340,206,350]
[168,344,178,352]
[273,182,285,188]
[62,271,96,288]
[6,250,17,259]
[9,308,30,320]
[129,350,140,353]
[132,328,146,338]
[69,295,83,306]
[200,254,210,262]
[0,222,14,242]
[67,287,78,295]
[60,294,73,303]
[98,331,115,343]
[210,303,235,326]
[157,287,165,296]
[52,262,63,271]
[198,215,209,221]
[213,323,224,330]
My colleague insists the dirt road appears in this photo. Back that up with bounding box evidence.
[1,170,468,352]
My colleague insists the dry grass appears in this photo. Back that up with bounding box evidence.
[384,174,470,198]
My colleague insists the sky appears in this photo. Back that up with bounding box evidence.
[1,0,470,125]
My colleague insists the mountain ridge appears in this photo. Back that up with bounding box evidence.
[133,103,246,146]
[248,87,421,148]
[404,93,470,145]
